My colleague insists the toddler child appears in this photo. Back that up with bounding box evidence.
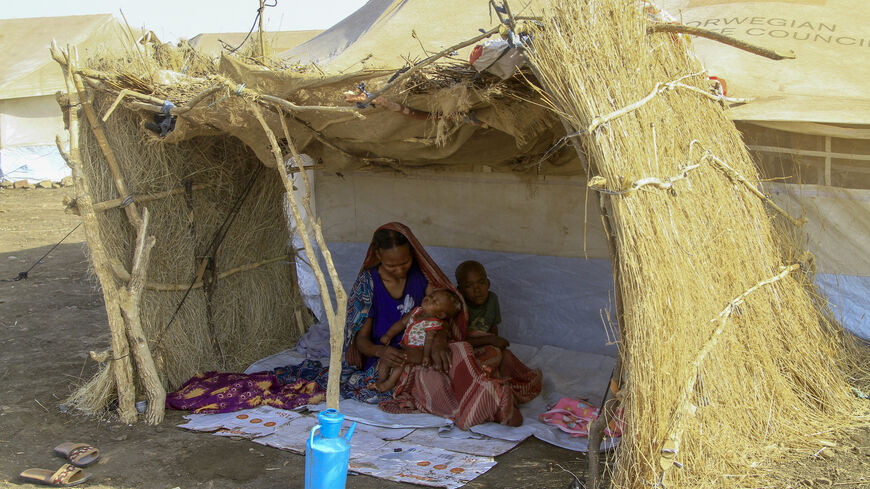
[374,288,462,392]
[455,260,510,369]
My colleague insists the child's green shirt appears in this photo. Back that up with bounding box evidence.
[467,291,501,333]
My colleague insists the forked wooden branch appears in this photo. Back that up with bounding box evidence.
[276,107,349,407]
[58,45,137,423]
[71,67,142,229]
[117,207,166,425]
[251,104,346,409]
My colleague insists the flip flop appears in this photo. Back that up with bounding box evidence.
[53,443,100,467]
[19,463,91,486]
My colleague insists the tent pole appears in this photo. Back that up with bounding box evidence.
[521,41,625,488]
[584,195,627,489]
[258,0,266,60]
[56,43,138,423]
[252,104,347,410]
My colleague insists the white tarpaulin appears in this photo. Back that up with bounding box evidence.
[0,145,70,182]
[767,183,870,276]
[309,242,618,355]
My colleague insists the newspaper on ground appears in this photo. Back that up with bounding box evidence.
[177,405,301,437]
[348,440,497,489]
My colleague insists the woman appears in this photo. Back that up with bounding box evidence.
[343,222,541,429]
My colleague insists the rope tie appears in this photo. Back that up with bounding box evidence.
[119,195,135,208]
[208,84,246,108]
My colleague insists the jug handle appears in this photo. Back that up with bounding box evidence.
[309,424,321,446]
[344,421,357,442]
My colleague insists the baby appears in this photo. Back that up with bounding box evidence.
[374,289,462,392]
[455,260,510,369]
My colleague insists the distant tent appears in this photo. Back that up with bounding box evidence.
[0,14,131,182]
[188,30,322,58]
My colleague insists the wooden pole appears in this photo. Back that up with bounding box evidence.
[251,104,346,409]
[71,69,142,229]
[586,354,623,489]
[277,109,348,408]
[87,183,211,213]
[109,255,290,291]
[520,41,626,487]
[117,207,166,425]
[58,43,138,423]
[258,0,266,60]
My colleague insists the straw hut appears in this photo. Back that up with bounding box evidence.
[53,0,866,488]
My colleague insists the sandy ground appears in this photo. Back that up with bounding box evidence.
[0,187,868,489]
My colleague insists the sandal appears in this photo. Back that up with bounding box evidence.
[53,443,100,467]
[20,463,91,486]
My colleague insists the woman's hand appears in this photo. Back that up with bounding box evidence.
[429,332,451,373]
[379,345,407,367]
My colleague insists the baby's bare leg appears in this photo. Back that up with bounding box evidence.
[370,361,391,391]
[376,365,403,392]
[422,330,438,367]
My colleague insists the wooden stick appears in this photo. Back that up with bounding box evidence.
[277,108,349,408]
[586,353,623,489]
[117,207,166,425]
[109,255,290,291]
[360,25,501,107]
[259,94,366,119]
[586,195,626,489]
[294,308,307,338]
[703,150,806,226]
[72,69,142,229]
[59,46,138,423]
[663,264,800,481]
[87,184,211,213]
[258,0,266,60]
[648,24,795,60]
[253,104,347,409]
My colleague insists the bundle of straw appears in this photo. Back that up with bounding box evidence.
[526,1,861,487]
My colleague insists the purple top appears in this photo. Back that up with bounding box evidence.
[367,264,428,369]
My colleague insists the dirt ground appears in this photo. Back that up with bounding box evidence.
[0,187,868,489]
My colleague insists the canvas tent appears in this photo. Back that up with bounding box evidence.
[288,0,870,340]
[188,30,322,58]
[0,14,132,182]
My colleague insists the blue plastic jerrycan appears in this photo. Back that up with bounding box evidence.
[305,409,356,489]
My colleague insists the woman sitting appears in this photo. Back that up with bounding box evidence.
[343,222,542,429]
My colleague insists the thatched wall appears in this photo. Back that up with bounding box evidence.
[77,93,304,389]
[528,1,863,488]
